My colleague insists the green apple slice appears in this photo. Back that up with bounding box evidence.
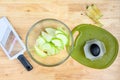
[51,44,60,54]
[56,34,68,46]
[34,45,47,57]
[42,43,56,56]
[57,27,68,36]
[55,30,64,35]
[36,36,46,47]
[41,31,53,42]
[55,28,66,35]
[55,47,60,54]
[51,38,64,49]
[50,44,58,55]
[45,27,56,36]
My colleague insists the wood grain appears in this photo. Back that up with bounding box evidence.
[0,0,120,80]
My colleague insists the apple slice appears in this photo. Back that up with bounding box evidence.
[34,45,47,57]
[41,31,53,42]
[55,47,60,54]
[41,43,56,56]
[45,27,56,36]
[57,27,68,36]
[51,44,60,54]
[51,38,64,49]
[36,36,46,47]
[55,30,63,35]
[56,34,68,46]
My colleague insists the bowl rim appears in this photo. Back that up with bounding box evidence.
[25,18,74,67]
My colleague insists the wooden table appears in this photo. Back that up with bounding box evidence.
[0,0,120,80]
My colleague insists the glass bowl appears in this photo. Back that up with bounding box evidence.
[25,19,73,67]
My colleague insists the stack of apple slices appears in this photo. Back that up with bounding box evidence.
[34,27,68,57]
[86,4,103,27]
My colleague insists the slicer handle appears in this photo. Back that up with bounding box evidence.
[18,55,33,71]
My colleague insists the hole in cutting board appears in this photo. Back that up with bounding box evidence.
[73,31,80,42]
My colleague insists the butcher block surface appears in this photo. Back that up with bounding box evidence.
[0,0,120,80]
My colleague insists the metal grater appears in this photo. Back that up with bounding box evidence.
[0,17,33,71]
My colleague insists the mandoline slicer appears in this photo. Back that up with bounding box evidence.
[0,17,33,71]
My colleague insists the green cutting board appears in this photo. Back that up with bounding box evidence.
[71,24,119,69]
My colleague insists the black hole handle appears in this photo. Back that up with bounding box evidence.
[17,55,33,71]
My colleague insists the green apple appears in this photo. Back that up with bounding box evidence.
[41,43,56,56]
[36,36,46,47]
[55,29,64,35]
[55,47,60,54]
[45,27,56,36]
[34,27,69,57]
[51,38,64,49]
[56,34,68,46]
[41,31,53,42]
[34,45,47,57]
[57,27,68,36]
